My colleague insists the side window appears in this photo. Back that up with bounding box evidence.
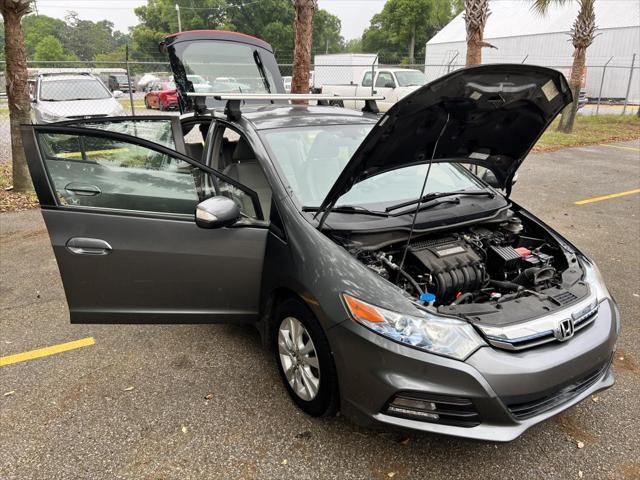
[362,71,373,87]
[375,72,395,88]
[213,125,272,219]
[63,119,178,149]
[36,132,260,219]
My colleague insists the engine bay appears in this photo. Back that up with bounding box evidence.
[334,210,589,325]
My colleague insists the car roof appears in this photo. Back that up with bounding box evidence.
[241,105,379,130]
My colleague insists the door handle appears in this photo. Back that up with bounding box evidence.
[65,183,102,196]
[66,237,112,255]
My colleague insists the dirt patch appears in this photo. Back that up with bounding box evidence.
[553,410,598,444]
[0,164,39,212]
[613,349,637,373]
[611,462,640,480]
[0,228,47,245]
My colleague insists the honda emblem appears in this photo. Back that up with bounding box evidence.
[555,318,575,341]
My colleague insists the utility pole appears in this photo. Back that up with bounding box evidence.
[175,3,182,32]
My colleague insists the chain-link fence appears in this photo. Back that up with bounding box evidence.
[1,56,638,121]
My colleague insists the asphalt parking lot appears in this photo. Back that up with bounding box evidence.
[1,139,639,479]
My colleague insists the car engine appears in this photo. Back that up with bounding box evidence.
[339,211,587,318]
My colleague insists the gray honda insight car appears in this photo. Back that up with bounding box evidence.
[22,31,618,441]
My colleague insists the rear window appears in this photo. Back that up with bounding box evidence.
[175,40,277,95]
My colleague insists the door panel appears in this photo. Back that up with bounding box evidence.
[43,208,267,323]
[22,124,269,324]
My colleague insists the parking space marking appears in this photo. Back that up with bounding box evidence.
[574,188,640,205]
[599,144,640,152]
[0,337,95,367]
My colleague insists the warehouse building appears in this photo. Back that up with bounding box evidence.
[425,0,639,102]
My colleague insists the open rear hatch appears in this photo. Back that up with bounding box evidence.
[160,30,285,113]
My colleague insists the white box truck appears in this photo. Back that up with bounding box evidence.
[312,53,378,90]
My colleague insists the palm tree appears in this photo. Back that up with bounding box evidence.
[291,0,316,101]
[464,0,493,65]
[533,0,597,133]
[1,0,33,192]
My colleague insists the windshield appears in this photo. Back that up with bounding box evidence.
[114,75,128,82]
[394,70,427,87]
[175,40,276,94]
[261,125,485,209]
[40,79,111,101]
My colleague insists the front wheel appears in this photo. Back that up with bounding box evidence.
[274,298,339,417]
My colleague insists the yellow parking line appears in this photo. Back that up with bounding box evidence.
[599,144,640,152]
[0,337,95,367]
[575,188,640,205]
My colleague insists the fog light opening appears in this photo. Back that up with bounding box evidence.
[384,392,481,427]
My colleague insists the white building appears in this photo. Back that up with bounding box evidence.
[425,0,640,102]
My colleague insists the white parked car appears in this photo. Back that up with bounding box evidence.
[321,68,428,112]
[32,73,125,123]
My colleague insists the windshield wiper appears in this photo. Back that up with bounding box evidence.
[303,205,389,217]
[385,190,495,213]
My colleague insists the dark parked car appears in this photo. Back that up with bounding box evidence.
[144,80,178,110]
[107,74,135,93]
[21,31,618,442]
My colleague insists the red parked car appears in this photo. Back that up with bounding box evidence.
[144,80,178,111]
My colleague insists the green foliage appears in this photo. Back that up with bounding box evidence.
[33,35,76,62]
[18,12,129,63]
[361,0,457,63]
[130,0,343,62]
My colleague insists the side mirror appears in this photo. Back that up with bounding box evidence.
[113,90,124,98]
[384,82,395,89]
[195,196,240,229]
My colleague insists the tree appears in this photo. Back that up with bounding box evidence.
[362,0,455,64]
[464,0,494,65]
[1,0,33,192]
[33,35,69,62]
[291,0,315,97]
[533,0,596,133]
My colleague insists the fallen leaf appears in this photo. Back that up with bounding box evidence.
[295,430,312,439]
[633,293,639,298]
[577,441,585,449]
[3,391,15,397]
[281,459,288,465]
[578,471,583,478]
[204,393,214,400]
[592,396,599,403]
[398,436,410,445]
[181,425,188,434]
[387,473,397,478]
[123,386,134,392]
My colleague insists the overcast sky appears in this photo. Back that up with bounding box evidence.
[32,0,386,40]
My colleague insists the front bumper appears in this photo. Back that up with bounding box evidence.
[328,298,618,442]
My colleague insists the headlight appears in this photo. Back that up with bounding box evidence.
[343,294,485,360]
[581,258,610,301]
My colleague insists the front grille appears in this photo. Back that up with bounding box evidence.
[384,392,481,427]
[506,358,611,420]
[484,302,599,351]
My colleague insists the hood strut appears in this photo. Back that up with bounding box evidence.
[396,112,451,274]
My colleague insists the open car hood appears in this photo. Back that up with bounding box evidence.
[318,64,572,212]
[160,30,285,113]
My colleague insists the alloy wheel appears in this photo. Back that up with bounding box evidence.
[277,316,321,401]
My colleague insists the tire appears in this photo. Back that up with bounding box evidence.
[158,101,165,111]
[329,100,344,108]
[273,297,339,417]
[144,96,150,109]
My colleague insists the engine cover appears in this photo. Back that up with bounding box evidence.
[409,238,484,303]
